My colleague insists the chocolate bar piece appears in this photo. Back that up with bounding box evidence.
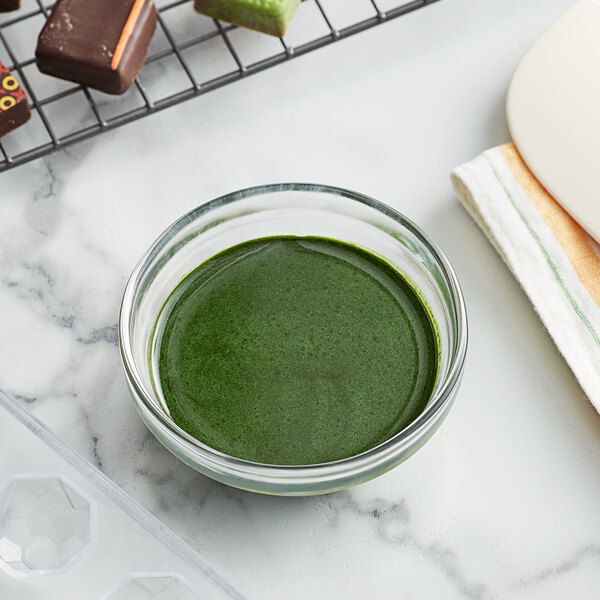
[0,0,20,13]
[0,61,30,138]
[194,0,301,37]
[35,0,157,95]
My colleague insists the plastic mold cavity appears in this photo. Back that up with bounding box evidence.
[0,475,93,577]
[103,573,200,600]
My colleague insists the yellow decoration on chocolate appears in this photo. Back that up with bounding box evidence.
[0,96,16,111]
[2,76,18,91]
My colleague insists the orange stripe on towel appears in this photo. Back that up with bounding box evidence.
[500,142,600,309]
[111,0,145,71]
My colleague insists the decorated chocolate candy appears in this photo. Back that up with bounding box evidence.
[194,0,301,37]
[35,0,157,95]
[0,61,30,138]
[0,0,20,13]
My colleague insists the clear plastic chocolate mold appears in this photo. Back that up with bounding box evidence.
[103,573,199,600]
[0,475,93,577]
[0,391,245,600]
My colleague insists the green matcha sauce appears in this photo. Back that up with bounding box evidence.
[152,236,439,465]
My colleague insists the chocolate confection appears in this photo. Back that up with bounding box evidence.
[35,0,157,95]
[0,0,20,12]
[0,61,30,138]
[194,0,301,37]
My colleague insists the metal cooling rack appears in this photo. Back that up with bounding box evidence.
[0,0,438,173]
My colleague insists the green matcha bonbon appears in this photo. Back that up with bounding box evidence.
[193,0,301,37]
[153,236,439,466]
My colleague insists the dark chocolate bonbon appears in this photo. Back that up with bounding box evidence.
[35,0,157,95]
[0,0,20,13]
[0,61,30,138]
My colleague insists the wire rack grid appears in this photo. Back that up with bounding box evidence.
[0,0,439,173]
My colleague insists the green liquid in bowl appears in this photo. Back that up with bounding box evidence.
[152,236,439,466]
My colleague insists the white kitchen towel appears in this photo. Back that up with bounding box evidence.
[451,142,600,411]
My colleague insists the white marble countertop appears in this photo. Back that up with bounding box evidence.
[2,0,600,598]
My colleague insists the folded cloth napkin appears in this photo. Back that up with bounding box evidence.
[451,142,600,411]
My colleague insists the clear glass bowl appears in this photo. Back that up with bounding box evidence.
[119,184,467,496]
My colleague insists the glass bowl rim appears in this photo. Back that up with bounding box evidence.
[119,183,468,478]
